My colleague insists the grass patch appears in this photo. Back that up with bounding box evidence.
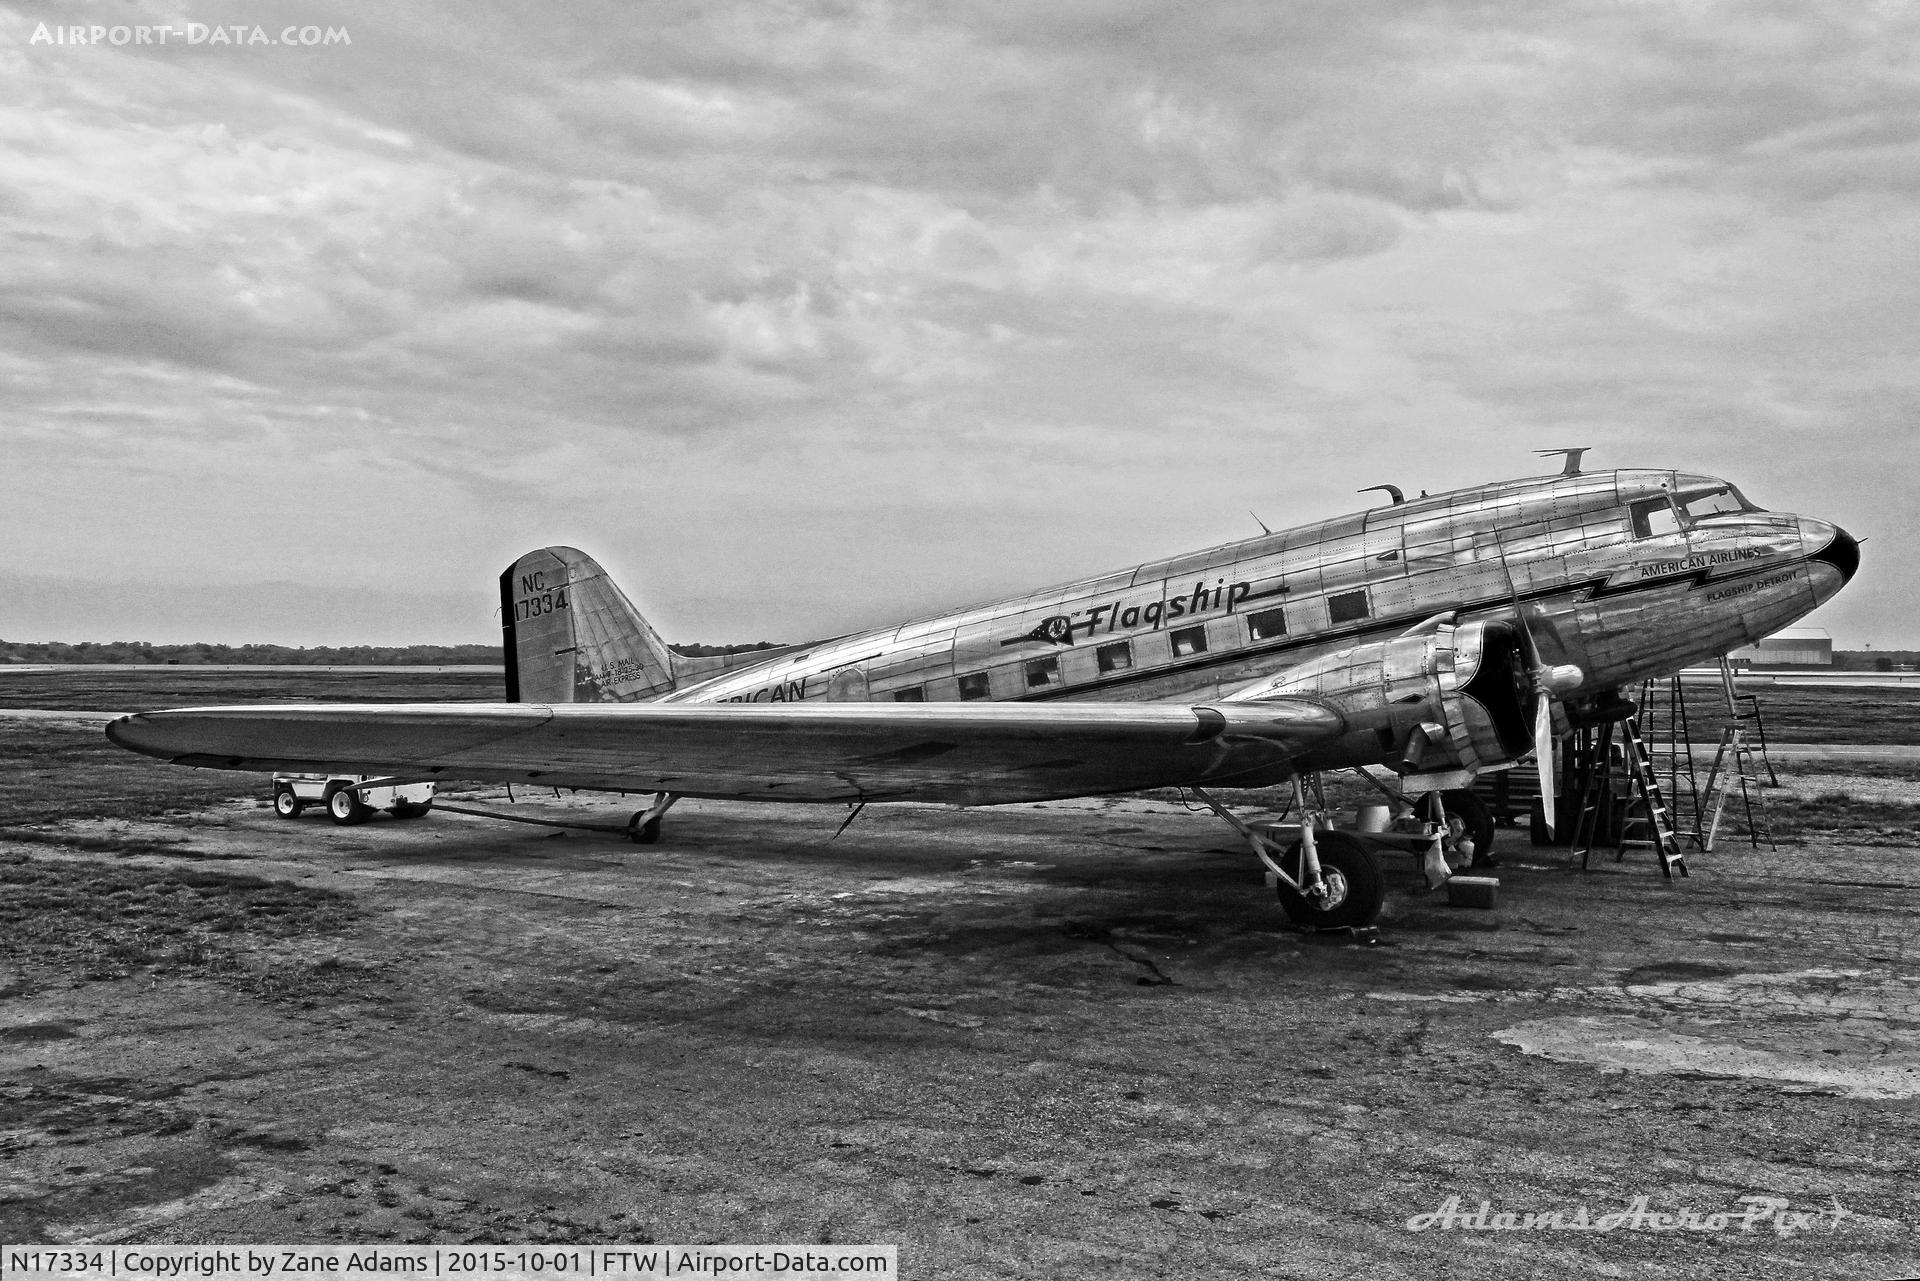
[0,667,503,712]
[0,851,363,992]
[1765,793,1920,846]
[0,827,193,856]
[1729,685,1920,746]
[0,721,259,825]
[1807,760,1920,783]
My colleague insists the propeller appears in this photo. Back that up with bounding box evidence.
[1509,601,1582,834]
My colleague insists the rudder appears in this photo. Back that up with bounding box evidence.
[500,547,676,702]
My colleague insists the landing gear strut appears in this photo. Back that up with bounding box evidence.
[1345,769,1490,885]
[627,792,677,844]
[1191,776,1386,929]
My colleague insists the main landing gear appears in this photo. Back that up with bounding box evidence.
[1190,772,1498,928]
[626,791,678,844]
[1191,777,1388,929]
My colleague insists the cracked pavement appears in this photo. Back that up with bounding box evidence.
[3,785,1919,1277]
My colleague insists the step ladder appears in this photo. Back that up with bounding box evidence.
[1701,728,1776,850]
[1731,689,1779,787]
[1572,716,1687,879]
[1636,676,1704,851]
[1616,715,1688,878]
[1699,660,1777,851]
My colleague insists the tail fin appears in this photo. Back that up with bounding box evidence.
[500,547,676,702]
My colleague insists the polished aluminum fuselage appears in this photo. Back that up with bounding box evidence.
[664,469,1852,709]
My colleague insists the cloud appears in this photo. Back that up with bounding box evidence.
[0,0,1914,644]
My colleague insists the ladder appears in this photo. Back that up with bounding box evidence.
[1571,715,1687,879]
[1699,661,1777,851]
[1731,689,1779,787]
[1616,715,1688,878]
[1701,728,1776,850]
[1636,676,1704,850]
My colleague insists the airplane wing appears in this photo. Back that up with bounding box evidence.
[105,699,1347,806]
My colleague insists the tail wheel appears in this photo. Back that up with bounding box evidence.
[327,786,373,826]
[273,788,303,820]
[1276,830,1385,928]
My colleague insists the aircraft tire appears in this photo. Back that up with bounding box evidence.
[628,815,662,844]
[1276,830,1385,929]
[1441,787,1496,858]
[326,785,373,826]
[391,800,433,819]
[272,787,303,820]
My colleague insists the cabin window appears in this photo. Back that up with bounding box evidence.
[1328,589,1370,625]
[893,686,925,702]
[1247,607,1287,641]
[1025,656,1062,689]
[1096,640,1133,673]
[1170,625,1208,657]
[958,672,991,700]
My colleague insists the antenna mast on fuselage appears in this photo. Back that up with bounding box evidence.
[1534,447,1591,477]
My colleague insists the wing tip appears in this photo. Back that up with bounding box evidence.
[104,712,148,754]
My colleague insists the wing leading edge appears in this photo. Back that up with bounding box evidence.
[105,699,1347,806]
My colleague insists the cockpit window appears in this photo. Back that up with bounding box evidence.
[1682,485,1758,522]
[1630,485,1761,538]
[1630,496,1684,539]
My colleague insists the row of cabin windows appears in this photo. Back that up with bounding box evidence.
[891,589,1374,702]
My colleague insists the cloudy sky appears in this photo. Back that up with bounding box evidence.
[2,0,1913,647]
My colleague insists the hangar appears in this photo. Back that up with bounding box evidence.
[1728,626,1834,667]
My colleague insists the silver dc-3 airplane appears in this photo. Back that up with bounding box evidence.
[108,452,1859,928]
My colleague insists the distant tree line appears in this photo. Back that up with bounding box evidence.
[1,638,788,665]
[0,640,503,665]
[1834,650,1920,672]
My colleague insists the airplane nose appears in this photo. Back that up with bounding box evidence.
[1810,523,1860,585]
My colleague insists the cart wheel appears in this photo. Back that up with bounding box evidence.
[273,787,303,820]
[391,800,433,819]
[327,786,373,826]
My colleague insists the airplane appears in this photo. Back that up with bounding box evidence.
[107,453,1859,929]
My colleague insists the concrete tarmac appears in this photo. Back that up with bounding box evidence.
[3,789,1917,1276]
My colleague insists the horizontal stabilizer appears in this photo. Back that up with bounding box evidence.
[668,641,818,690]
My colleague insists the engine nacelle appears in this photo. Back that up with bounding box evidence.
[1221,619,1537,787]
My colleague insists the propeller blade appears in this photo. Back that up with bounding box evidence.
[1511,597,1563,832]
[1510,597,1542,663]
[1535,696,1556,833]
